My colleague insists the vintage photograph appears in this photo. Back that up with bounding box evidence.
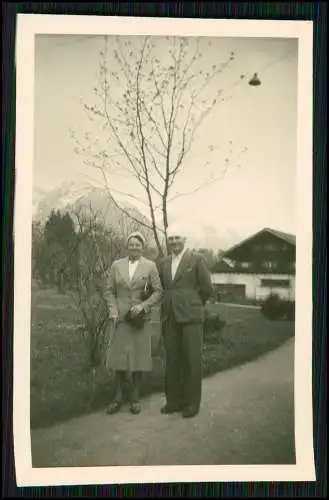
[14,15,314,485]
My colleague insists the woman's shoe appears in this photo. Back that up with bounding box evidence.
[106,401,122,415]
[130,401,141,415]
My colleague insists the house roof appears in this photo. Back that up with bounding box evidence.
[221,227,296,258]
[265,228,296,245]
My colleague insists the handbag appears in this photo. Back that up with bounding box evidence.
[124,309,146,329]
[124,279,153,330]
[140,279,153,301]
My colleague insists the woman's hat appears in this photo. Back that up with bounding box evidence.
[127,231,146,246]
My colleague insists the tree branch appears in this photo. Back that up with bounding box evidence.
[134,39,164,252]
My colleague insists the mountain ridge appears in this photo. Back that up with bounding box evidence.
[32,181,240,251]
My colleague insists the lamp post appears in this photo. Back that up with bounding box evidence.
[247,48,294,87]
[248,73,262,86]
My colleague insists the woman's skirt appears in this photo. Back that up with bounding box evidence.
[105,319,153,373]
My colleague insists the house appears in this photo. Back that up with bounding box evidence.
[211,227,296,303]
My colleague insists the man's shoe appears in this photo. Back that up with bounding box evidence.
[106,401,122,415]
[160,404,182,415]
[182,406,199,419]
[130,401,141,415]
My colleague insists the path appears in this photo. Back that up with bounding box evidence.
[31,338,295,467]
[218,302,261,310]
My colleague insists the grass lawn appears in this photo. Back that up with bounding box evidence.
[31,286,295,430]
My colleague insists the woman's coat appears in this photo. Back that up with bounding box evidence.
[104,256,163,372]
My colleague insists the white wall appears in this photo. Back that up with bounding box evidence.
[212,273,295,301]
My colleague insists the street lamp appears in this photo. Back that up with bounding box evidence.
[247,48,295,87]
[248,73,262,86]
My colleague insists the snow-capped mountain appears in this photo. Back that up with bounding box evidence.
[33,182,97,221]
[32,186,49,217]
[33,181,155,242]
[32,181,241,251]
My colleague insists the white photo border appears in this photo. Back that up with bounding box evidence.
[14,14,314,486]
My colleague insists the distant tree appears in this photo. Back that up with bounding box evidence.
[44,210,76,247]
[41,210,77,292]
[215,249,225,261]
[196,248,216,269]
[32,221,47,284]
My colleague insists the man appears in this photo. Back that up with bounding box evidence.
[158,224,214,418]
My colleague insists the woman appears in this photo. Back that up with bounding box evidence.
[104,232,163,415]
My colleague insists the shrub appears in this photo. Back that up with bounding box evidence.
[284,300,295,321]
[261,294,295,321]
[203,310,226,344]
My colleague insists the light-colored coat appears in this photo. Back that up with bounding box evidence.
[104,256,163,372]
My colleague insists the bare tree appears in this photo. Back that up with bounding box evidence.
[68,204,125,367]
[72,35,247,256]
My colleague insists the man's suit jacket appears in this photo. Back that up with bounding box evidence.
[158,249,214,324]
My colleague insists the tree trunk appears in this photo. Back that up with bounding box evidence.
[57,271,64,294]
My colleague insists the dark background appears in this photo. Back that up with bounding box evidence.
[2,2,327,498]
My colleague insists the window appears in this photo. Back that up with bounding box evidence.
[214,284,246,302]
[261,279,290,288]
[262,261,278,270]
[240,262,250,269]
[265,244,277,251]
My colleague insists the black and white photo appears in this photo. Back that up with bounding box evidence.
[14,15,314,485]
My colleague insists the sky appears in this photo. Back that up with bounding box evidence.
[33,34,298,242]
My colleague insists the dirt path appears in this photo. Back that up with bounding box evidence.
[31,339,295,467]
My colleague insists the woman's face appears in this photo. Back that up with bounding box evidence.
[127,237,143,260]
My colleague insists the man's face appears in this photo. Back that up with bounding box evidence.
[168,235,186,255]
